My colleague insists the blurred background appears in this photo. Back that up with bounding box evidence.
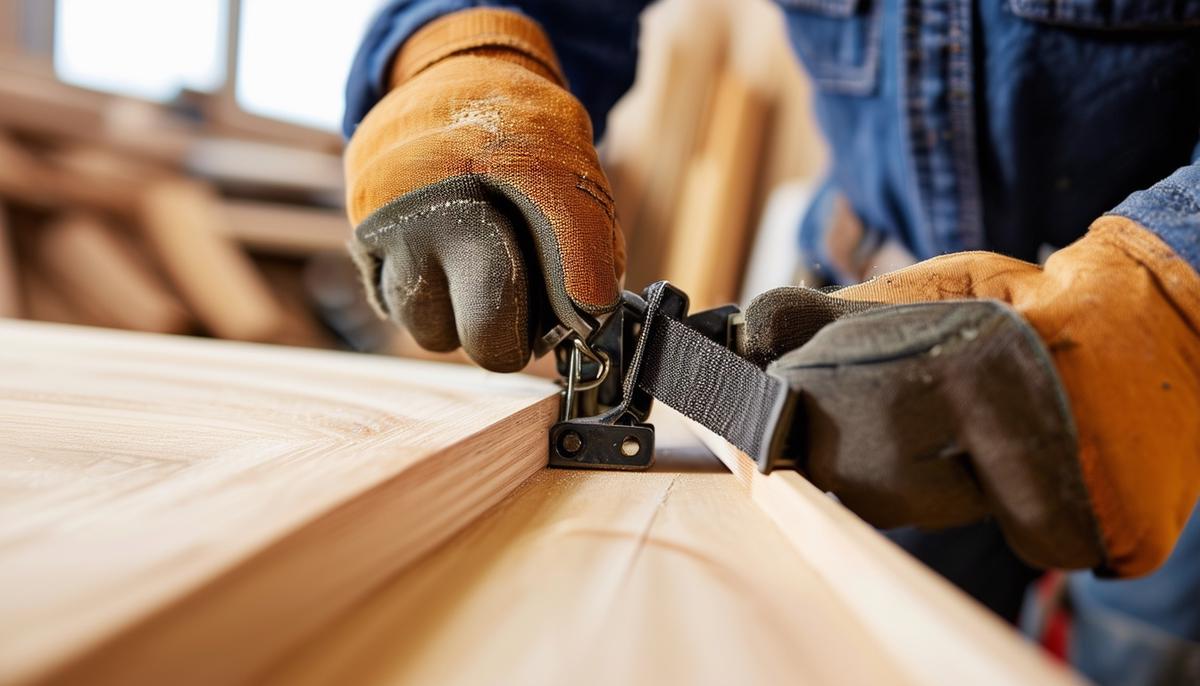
[0,0,826,366]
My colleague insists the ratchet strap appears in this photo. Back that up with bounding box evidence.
[549,281,801,473]
[634,282,800,472]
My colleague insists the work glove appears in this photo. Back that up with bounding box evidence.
[742,217,1200,577]
[345,9,624,372]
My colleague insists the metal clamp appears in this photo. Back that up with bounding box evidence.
[549,290,658,470]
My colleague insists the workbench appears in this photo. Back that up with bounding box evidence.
[0,320,1081,685]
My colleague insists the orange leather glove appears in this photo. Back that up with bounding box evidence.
[832,217,1200,577]
[345,9,624,371]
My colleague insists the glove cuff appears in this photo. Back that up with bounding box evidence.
[1087,215,1200,335]
[390,8,566,90]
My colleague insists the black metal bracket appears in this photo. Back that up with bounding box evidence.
[548,281,803,475]
[548,287,658,470]
[549,282,738,471]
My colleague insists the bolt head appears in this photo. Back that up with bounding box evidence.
[559,431,583,455]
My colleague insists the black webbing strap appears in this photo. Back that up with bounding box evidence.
[636,308,793,469]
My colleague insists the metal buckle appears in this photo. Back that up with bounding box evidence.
[559,338,610,422]
[548,290,656,470]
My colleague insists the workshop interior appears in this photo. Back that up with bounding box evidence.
[1,1,1198,685]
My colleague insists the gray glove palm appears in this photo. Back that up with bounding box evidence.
[741,288,1105,570]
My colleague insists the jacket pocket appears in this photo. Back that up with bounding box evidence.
[775,0,882,95]
[1007,0,1200,29]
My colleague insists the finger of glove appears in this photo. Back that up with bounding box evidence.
[740,287,879,367]
[346,56,623,329]
[371,196,532,373]
[832,251,1043,305]
[379,250,459,353]
[442,215,532,373]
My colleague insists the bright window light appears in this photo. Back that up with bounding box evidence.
[236,0,386,132]
[54,0,225,101]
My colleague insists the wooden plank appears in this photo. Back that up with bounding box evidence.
[185,138,344,201]
[0,62,108,145]
[0,132,144,216]
[0,201,18,317]
[608,0,727,290]
[685,415,1081,686]
[220,199,349,256]
[261,418,899,685]
[263,409,1077,685]
[0,64,334,168]
[139,179,287,341]
[34,214,191,333]
[0,320,558,685]
[18,269,100,326]
[0,0,20,55]
[0,130,58,207]
[663,68,770,310]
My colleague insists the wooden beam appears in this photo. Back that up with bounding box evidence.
[607,0,727,290]
[0,0,20,56]
[0,202,19,317]
[686,416,1081,685]
[663,69,770,310]
[0,320,558,685]
[185,138,343,200]
[0,131,145,216]
[33,214,191,333]
[264,409,1078,685]
[219,199,349,256]
[139,179,286,341]
[0,62,111,146]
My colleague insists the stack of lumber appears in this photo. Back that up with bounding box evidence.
[0,319,1082,685]
[604,0,828,309]
[0,58,365,350]
[0,0,828,361]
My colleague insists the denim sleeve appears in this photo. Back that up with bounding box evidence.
[1107,159,1200,273]
[342,0,650,140]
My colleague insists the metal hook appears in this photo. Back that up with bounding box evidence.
[560,337,610,421]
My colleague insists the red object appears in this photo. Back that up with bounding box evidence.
[1035,572,1072,661]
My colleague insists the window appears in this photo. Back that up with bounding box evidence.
[54,0,225,101]
[53,0,386,133]
[235,0,385,131]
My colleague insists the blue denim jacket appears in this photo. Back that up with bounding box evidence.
[343,0,1200,276]
[345,3,1200,680]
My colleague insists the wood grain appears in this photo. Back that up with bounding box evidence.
[262,413,908,686]
[687,416,1082,686]
[0,320,558,685]
[263,408,1078,685]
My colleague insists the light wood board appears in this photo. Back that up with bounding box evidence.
[689,417,1082,686]
[262,409,1079,686]
[0,320,558,685]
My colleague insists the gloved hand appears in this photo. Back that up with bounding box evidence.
[742,217,1200,576]
[345,9,624,372]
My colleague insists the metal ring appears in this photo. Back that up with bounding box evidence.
[570,338,609,392]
